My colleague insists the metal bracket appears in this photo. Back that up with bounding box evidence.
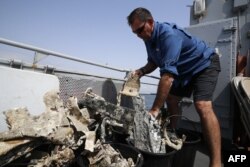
[193,0,206,17]
[223,26,237,33]
[33,52,48,64]
[44,65,55,74]
[217,38,232,43]
[9,59,23,69]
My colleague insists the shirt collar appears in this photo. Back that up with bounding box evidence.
[146,21,158,44]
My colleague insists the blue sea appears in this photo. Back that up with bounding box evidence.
[140,94,156,110]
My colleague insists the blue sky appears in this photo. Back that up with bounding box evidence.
[0,0,193,93]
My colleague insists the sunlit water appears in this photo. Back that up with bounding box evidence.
[140,94,156,110]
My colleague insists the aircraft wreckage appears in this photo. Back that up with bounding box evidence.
[0,74,186,167]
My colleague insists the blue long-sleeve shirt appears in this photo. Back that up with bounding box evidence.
[145,21,215,87]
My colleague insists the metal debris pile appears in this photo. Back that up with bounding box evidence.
[88,141,135,167]
[0,89,137,167]
[131,104,186,153]
[0,73,187,166]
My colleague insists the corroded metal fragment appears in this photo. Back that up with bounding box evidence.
[27,145,75,167]
[119,71,140,97]
[0,90,92,166]
[88,140,134,167]
[80,88,136,135]
[0,87,186,166]
[0,138,44,167]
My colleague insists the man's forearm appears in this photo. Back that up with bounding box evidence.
[150,73,174,116]
[140,62,157,75]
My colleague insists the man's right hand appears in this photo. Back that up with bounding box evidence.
[132,69,144,78]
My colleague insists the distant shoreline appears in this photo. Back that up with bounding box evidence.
[140,93,156,95]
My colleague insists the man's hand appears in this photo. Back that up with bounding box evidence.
[149,108,160,118]
[132,69,144,78]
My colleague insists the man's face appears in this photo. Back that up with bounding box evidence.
[131,18,153,41]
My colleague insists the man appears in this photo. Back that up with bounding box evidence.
[127,7,221,167]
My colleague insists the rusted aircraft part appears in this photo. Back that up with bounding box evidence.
[132,104,186,152]
[43,89,65,112]
[1,87,185,165]
[67,96,90,124]
[27,145,75,167]
[0,139,31,155]
[162,125,186,150]
[0,89,96,166]
[47,126,75,146]
[120,71,140,97]
[80,88,135,134]
[0,108,70,141]
[66,96,97,151]
[1,89,92,146]
[0,108,87,148]
[132,109,164,153]
[80,107,91,119]
[82,88,182,153]
[83,87,105,102]
[148,116,164,153]
[100,117,124,142]
[4,107,33,130]
[67,115,89,134]
[87,140,134,167]
[85,131,96,152]
[0,138,44,167]
[162,134,186,151]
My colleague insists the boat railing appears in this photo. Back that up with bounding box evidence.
[0,37,159,86]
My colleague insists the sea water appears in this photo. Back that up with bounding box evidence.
[140,94,156,110]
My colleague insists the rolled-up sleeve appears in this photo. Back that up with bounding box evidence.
[159,34,182,76]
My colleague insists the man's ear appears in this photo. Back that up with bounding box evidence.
[148,19,154,25]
